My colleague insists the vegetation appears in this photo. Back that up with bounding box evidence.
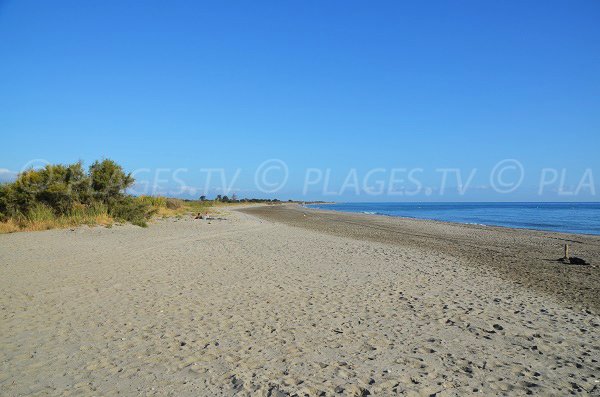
[212,195,283,204]
[0,158,290,234]
[136,195,211,218]
[0,159,161,233]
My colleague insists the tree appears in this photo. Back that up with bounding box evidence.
[89,159,134,204]
[199,195,206,201]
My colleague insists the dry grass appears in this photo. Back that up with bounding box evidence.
[0,197,221,234]
[0,219,21,234]
[0,203,114,234]
[137,196,213,218]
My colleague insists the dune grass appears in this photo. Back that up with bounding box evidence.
[0,203,113,233]
[137,196,213,218]
[0,196,216,234]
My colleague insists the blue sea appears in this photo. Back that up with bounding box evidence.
[306,202,600,236]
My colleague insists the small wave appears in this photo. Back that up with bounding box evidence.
[362,211,377,215]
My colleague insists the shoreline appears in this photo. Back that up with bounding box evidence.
[304,202,600,237]
[306,205,598,238]
[240,204,600,312]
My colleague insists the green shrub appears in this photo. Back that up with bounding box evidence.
[0,158,156,232]
[109,197,156,227]
[0,162,93,216]
[0,184,11,220]
[89,159,134,205]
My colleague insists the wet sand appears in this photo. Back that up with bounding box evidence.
[1,206,599,395]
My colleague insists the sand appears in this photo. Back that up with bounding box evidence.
[1,205,599,396]
[241,205,600,312]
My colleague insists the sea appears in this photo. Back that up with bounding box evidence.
[306,202,600,236]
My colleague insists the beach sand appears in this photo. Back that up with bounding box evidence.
[1,205,599,396]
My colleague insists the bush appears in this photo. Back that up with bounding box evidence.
[14,162,92,215]
[0,158,219,233]
[0,184,12,221]
[165,198,182,210]
[109,197,156,227]
[0,161,106,217]
[89,159,134,205]
[0,158,154,232]
[135,196,185,217]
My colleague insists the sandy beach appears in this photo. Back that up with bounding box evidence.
[1,205,599,396]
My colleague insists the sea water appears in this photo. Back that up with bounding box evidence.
[306,202,600,235]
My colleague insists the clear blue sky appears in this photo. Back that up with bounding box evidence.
[1,0,598,200]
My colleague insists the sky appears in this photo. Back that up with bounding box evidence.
[1,0,599,201]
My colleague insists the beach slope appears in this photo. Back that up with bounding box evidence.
[241,205,600,311]
[1,207,599,395]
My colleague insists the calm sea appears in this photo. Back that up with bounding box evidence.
[306,202,600,236]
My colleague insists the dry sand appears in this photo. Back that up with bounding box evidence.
[1,205,599,396]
